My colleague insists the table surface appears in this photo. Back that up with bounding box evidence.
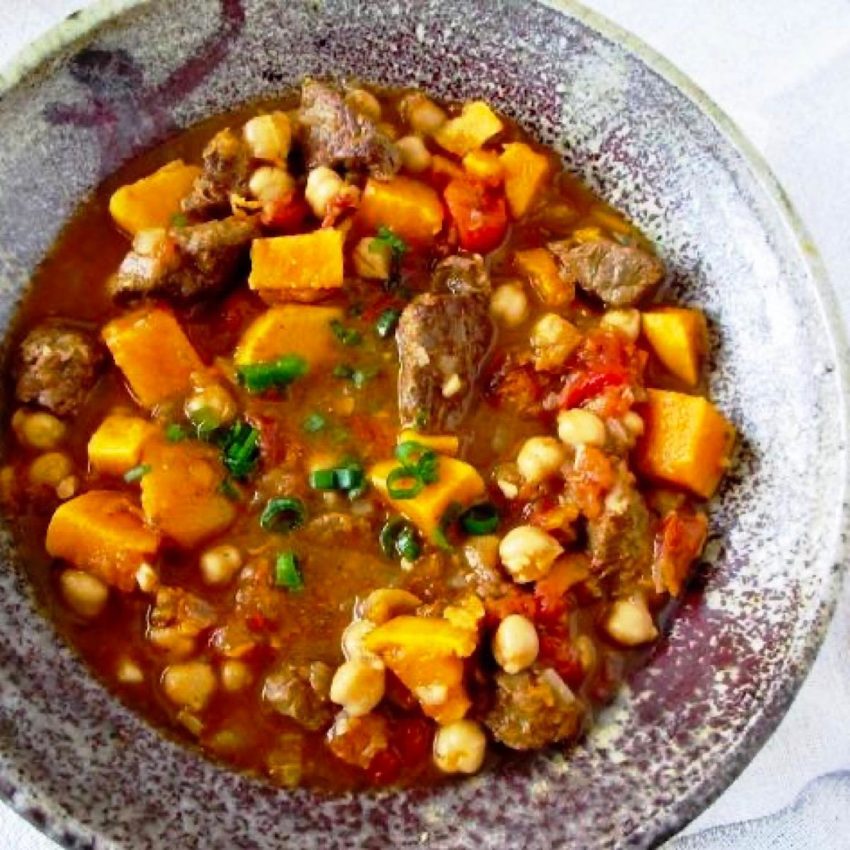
[0,1,848,848]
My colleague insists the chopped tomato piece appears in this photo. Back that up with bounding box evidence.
[443,178,508,253]
[537,633,584,688]
[567,445,616,520]
[653,510,708,595]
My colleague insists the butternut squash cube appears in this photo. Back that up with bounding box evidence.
[500,142,551,218]
[397,430,459,457]
[46,490,161,591]
[462,149,504,185]
[514,247,573,307]
[357,177,444,244]
[382,651,470,724]
[641,307,708,386]
[88,415,155,476]
[140,440,236,548]
[364,615,478,658]
[109,160,201,235]
[635,389,735,498]
[235,304,344,368]
[370,456,486,538]
[249,229,344,291]
[102,307,204,409]
[434,101,504,156]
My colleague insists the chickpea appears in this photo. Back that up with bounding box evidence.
[499,525,563,583]
[148,627,196,659]
[59,569,109,618]
[329,658,386,717]
[489,282,529,328]
[395,134,432,173]
[248,166,295,203]
[601,308,641,341]
[622,411,645,437]
[116,657,144,685]
[243,111,292,163]
[28,452,72,488]
[352,237,392,280]
[516,436,566,485]
[557,408,607,448]
[135,562,160,594]
[12,409,66,450]
[200,544,243,586]
[305,166,344,219]
[162,661,217,711]
[531,313,580,371]
[185,383,237,429]
[55,475,78,501]
[492,614,539,674]
[402,92,447,136]
[345,88,382,122]
[341,619,377,660]
[433,719,487,774]
[604,595,658,646]
[220,659,253,693]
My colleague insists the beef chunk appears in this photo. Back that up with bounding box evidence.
[326,712,390,769]
[262,661,334,731]
[484,667,582,750]
[110,216,259,302]
[15,323,103,416]
[149,586,217,636]
[396,255,493,432]
[298,80,400,178]
[182,128,252,218]
[548,237,664,307]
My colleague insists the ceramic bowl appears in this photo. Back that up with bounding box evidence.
[0,1,846,848]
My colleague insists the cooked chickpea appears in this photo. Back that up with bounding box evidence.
[116,657,144,685]
[305,166,344,219]
[499,525,563,583]
[28,452,73,488]
[516,436,566,484]
[147,627,196,659]
[329,658,386,717]
[200,544,243,586]
[557,408,607,448]
[604,595,658,646]
[492,614,539,674]
[403,92,447,135]
[489,282,529,327]
[248,165,294,204]
[12,409,66,450]
[185,383,237,429]
[59,569,108,618]
[601,308,641,341]
[243,111,292,163]
[352,236,392,280]
[345,88,382,122]
[341,619,377,660]
[220,659,253,693]
[55,475,78,501]
[162,661,217,711]
[433,719,487,774]
[622,411,645,436]
[135,562,159,594]
[395,135,432,173]
[531,313,580,371]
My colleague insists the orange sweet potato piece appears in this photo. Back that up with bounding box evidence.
[500,142,551,218]
[249,229,344,291]
[514,247,573,307]
[357,177,444,244]
[88,415,155,476]
[45,490,161,591]
[433,101,504,156]
[641,307,708,386]
[140,440,236,548]
[102,307,204,409]
[635,389,736,498]
[383,651,471,724]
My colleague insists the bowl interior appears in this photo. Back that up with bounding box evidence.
[0,1,845,848]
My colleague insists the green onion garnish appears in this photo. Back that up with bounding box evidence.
[123,463,151,483]
[379,517,422,561]
[386,466,424,500]
[308,463,365,493]
[236,354,308,394]
[260,497,306,533]
[165,423,188,442]
[302,412,327,434]
[330,319,363,347]
[274,552,303,590]
[374,308,401,339]
[371,226,408,258]
[221,421,261,480]
[333,363,378,388]
[308,469,337,490]
[460,503,500,536]
[395,524,421,561]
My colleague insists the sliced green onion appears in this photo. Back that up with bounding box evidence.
[374,308,401,339]
[260,497,306,533]
[274,552,303,591]
[379,517,421,561]
[386,466,424,500]
[460,503,500,536]
[237,354,308,394]
[395,524,421,561]
[308,469,337,490]
[221,421,261,480]
[330,319,363,347]
[165,423,188,442]
[302,412,327,434]
[416,450,439,485]
[123,463,151,483]
[372,226,408,258]
[395,441,426,464]
[333,363,378,388]
[334,464,364,491]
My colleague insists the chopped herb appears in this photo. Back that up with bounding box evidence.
[123,463,151,483]
[379,517,421,561]
[308,462,365,493]
[274,551,303,591]
[308,469,337,490]
[165,423,188,443]
[330,319,363,347]
[394,441,439,487]
[460,502,500,535]
[386,466,424,500]
[260,497,307,533]
[333,363,378,388]
[371,226,408,259]
[221,421,261,480]
[374,308,401,339]
[170,212,188,228]
[302,412,327,434]
[218,477,241,501]
[237,354,308,394]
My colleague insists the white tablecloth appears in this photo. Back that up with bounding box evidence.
[0,2,848,847]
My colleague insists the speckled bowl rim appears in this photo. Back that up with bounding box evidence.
[0,1,847,847]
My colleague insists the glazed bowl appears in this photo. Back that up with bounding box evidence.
[0,1,846,848]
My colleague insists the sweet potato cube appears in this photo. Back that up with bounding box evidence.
[140,440,236,548]
[88,415,155,476]
[370,456,485,538]
[45,490,160,591]
[434,101,504,156]
[357,177,444,244]
[109,160,201,235]
[249,229,344,291]
[514,247,573,307]
[635,389,736,498]
[397,430,459,457]
[102,307,204,409]
[641,307,708,386]
[500,142,551,218]
[462,149,504,185]
[235,305,344,368]
[364,615,478,658]
[382,651,470,724]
